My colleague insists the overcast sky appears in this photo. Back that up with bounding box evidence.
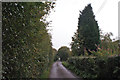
[47,0,120,50]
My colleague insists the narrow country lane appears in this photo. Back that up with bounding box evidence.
[49,61,81,79]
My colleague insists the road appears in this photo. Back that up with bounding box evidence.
[49,61,81,79]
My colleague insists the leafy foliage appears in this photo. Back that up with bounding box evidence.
[2,2,55,78]
[70,30,81,56]
[54,46,70,61]
[64,56,120,79]
[100,32,119,54]
[69,3,119,80]
[90,32,119,57]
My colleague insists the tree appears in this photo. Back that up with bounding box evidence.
[100,32,119,54]
[54,46,70,61]
[71,4,100,55]
[52,48,57,56]
[71,30,82,56]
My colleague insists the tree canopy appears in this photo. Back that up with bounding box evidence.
[54,46,70,61]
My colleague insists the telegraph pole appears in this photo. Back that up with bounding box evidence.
[118,2,120,56]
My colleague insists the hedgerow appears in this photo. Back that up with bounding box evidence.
[2,2,55,79]
[63,56,120,79]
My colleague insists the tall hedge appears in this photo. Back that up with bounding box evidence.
[65,56,120,79]
[2,2,54,79]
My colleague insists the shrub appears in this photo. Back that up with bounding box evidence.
[65,56,120,79]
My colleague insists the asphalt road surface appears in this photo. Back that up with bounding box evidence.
[49,61,81,79]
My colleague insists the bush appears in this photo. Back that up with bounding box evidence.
[65,56,120,79]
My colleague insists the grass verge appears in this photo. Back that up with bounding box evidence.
[40,63,53,78]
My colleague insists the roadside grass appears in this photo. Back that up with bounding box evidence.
[62,61,82,79]
[62,61,69,67]
[40,68,50,78]
[40,63,53,78]
[62,61,75,75]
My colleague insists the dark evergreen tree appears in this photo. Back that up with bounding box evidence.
[78,4,100,55]
[71,4,100,55]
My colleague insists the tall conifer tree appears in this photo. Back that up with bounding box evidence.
[71,4,100,55]
[78,4,100,55]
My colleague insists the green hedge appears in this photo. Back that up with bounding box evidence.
[2,2,54,79]
[64,56,120,79]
